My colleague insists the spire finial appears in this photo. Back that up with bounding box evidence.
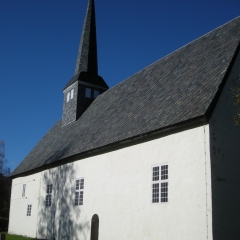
[74,0,98,76]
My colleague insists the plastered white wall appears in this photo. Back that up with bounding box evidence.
[209,50,240,240]
[35,125,212,240]
[8,172,41,238]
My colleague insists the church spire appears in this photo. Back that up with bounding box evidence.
[74,0,98,76]
[62,0,108,127]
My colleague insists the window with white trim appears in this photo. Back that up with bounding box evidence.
[27,204,32,216]
[45,184,53,207]
[22,184,26,197]
[75,178,84,206]
[71,89,74,99]
[67,92,70,102]
[152,164,168,203]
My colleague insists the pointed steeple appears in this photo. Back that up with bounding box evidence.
[62,0,108,127]
[75,0,98,75]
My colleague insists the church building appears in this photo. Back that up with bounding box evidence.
[8,0,240,239]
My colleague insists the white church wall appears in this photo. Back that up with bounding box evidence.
[36,125,212,240]
[209,50,240,240]
[8,172,41,238]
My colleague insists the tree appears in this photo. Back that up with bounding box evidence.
[0,173,11,218]
[0,140,11,231]
[0,141,10,176]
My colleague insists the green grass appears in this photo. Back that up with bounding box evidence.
[0,232,37,240]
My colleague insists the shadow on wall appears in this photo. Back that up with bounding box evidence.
[209,71,240,240]
[37,162,90,240]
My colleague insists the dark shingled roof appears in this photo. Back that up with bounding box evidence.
[11,16,240,177]
[63,0,107,91]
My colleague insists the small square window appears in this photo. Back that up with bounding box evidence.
[93,90,99,98]
[27,204,32,216]
[46,195,52,207]
[46,184,53,207]
[22,184,26,197]
[161,165,168,180]
[152,164,168,203]
[75,178,84,206]
[47,184,53,194]
[80,179,84,189]
[71,89,74,99]
[85,88,91,98]
[67,92,70,102]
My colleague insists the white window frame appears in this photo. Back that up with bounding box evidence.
[45,184,53,207]
[67,92,70,102]
[75,178,84,206]
[152,164,168,203]
[70,89,74,99]
[22,184,26,197]
[27,204,32,216]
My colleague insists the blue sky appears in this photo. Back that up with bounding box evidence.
[0,0,239,172]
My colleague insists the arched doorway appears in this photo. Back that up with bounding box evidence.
[90,214,99,240]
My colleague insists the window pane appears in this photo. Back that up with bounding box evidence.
[46,194,52,207]
[47,184,52,194]
[161,182,168,202]
[79,191,84,205]
[22,184,26,197]
[67,92,70,102]
[93,90,99,98]
[153,166,159,181]
[161,165,168,180]
[76,180,80,190]
[80,179,84,189]
[71,89,74,99]
[75,178,84,206]
[152,183,159,203]
[75,191,79,206]
[85,88,91,98]
[27,205,32,216]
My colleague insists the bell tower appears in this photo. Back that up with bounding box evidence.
[62,0,109,127]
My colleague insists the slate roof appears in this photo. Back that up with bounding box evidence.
[11,16,240,177]
[64,0,103,90]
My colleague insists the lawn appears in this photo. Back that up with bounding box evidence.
[0,232,36,240]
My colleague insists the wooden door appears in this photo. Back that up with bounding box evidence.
[90,214,99,240]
